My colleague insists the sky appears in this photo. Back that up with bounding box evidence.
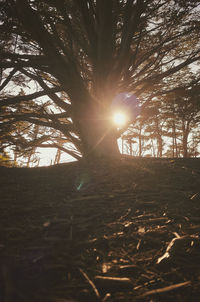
[37,147,76,166]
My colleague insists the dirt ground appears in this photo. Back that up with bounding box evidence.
[0,157,200,302]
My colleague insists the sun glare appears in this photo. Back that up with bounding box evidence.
[113,112,127,126]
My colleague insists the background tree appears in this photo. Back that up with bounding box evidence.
[164,84,200,157]
[188,130,200,157]
[0,0,200,162]
[121,68,200,158]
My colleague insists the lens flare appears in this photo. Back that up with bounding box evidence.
[113,112,127,126]
[111,93,141,123]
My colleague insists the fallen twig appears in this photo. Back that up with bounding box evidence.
[140,280,191,297]
[79,268,101,300]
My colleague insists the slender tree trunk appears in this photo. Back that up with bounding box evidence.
[14,152,18,163]
[182,121,190,158]
[175,136,178,157]
[151,138,156,157]
[172,122,175,157]
[54,148,61,164]
[36,158,40,167]
[172,136,175,158]
[26,156,31,167]
[138,126,143,157]
[26,151,33,167]
[155,118,163,157]
[172,121,178,157]
[157,135,163,157]
[127,139,133,156]
[182,132,189,158]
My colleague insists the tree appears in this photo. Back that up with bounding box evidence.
[164,84,200,157]
[122,67,200,158]
[1,0,200,161]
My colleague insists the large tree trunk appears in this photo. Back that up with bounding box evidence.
[79,117,120,160]
[72,97,120,161]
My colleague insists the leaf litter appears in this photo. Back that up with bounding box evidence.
[0,157,200,301]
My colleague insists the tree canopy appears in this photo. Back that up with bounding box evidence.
[0,0,200,161]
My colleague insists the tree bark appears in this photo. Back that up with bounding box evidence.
[70,96,119,161]
[79,116,120,160]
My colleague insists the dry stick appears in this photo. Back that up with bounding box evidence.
[79,268,101,300]
[118,208,131,221]
[141,280,191,297]
[102,293,111,302]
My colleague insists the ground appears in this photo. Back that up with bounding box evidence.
[0,157,200,302]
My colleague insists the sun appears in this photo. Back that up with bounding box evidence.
[113,112,127,126]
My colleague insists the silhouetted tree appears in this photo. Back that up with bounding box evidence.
[1,0,200,161]
[155,88,198,158]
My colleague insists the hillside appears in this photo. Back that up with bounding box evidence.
[0,157,200,302]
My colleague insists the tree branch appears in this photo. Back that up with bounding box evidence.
[1,112,71,121]
[20,68,71,112]
[0,87,63,107]
[0,68,18,91]
[135,53,200,96]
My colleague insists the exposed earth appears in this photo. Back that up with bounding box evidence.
[0,157,200,302]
